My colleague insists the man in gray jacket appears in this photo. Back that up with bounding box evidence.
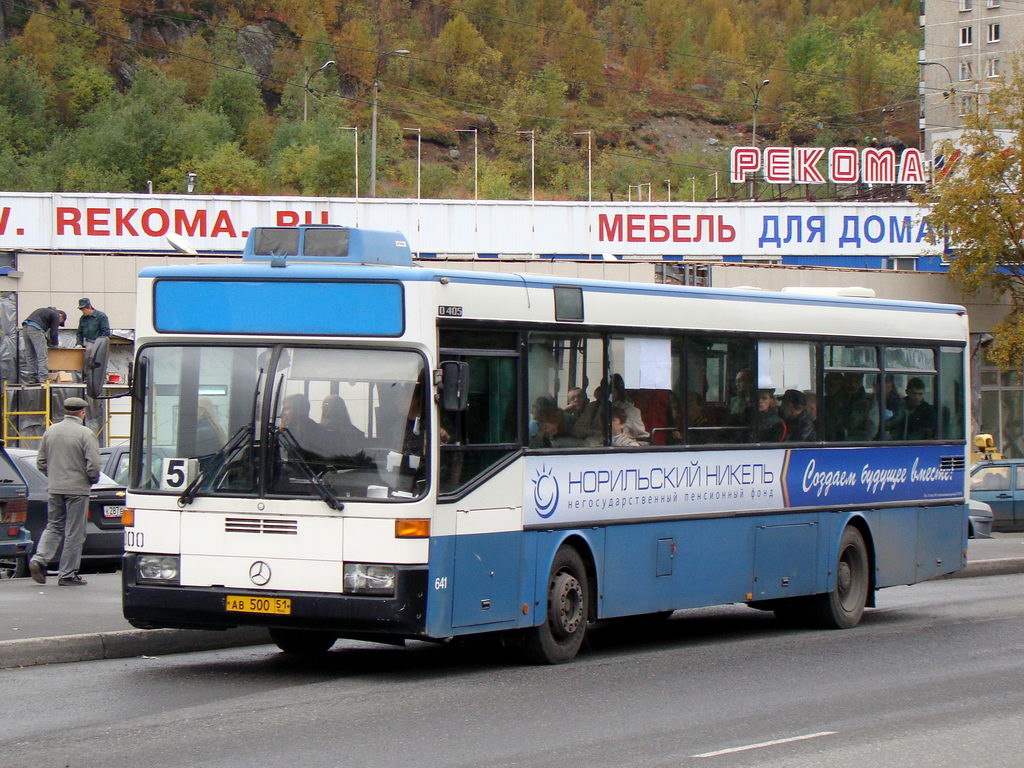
[28,397,101,586]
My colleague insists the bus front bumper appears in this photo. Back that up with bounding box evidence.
[122,554,428,638]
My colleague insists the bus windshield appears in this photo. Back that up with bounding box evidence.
[135,345,429,501]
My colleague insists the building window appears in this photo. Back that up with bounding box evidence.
[960,26,973,45]
[987,23,1000,42]
[959,59,973,80]
[986,0,1000,8]
[987,58,1000,77]
[959,0,973,9]
[959,94,975,116]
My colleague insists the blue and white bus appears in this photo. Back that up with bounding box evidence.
[122,225,969,663]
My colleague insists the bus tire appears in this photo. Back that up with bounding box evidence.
[811,526,870,629]
[523,546,589,664]
[269,628,337,654]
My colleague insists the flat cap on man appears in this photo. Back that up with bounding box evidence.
[78,298,91,309]
[63,397,89,410]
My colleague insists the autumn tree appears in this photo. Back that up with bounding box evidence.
[921,62,1024,368]
[554,2,603,100]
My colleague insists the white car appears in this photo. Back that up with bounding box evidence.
[968,498,994,539]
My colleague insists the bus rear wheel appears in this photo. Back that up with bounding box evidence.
[269,628,337,654]
[811,525,870,629]
[523,546,589,664]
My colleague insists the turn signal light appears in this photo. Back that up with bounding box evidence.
[121,508,135,527]
[395,519,429,538]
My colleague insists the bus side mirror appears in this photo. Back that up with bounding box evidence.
[440,361,469,411]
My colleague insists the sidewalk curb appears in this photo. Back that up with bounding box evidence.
[0,626,270,670]
[937,557,1024,580]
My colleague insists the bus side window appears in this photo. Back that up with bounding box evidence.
[439,328,520,495]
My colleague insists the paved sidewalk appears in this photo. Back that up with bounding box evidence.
[1,534,1022,669]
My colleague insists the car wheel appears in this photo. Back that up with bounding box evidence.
[0,555,27,579]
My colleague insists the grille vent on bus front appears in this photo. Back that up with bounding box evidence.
[941,456,966,472]
[225,517,298,535]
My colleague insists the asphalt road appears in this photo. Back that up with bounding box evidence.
[2,573,1024,768]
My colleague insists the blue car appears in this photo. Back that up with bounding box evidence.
[969,459,1024,532]
[0,443,31,579]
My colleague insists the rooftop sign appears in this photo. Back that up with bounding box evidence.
[730,147,928,185]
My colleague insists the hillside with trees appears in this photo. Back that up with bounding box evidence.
[0,0,922,200]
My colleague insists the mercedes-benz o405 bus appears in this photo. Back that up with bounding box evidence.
[122,225,969,663]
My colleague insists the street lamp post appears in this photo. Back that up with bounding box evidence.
[402,127,421,200]
[518,130,535,201]
[665,179,672,202]
[455,128,478,201]
[303,60,335,123]
[920,60,956,152]
[740,78,770,199]
[572,130,592,202]
[369,49,410,197]
[339,126,359,200]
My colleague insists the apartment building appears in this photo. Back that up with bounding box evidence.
[920,0,1017,153]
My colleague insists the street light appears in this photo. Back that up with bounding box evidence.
[455,128,478,202]
[303,60,335,123]
[740,78,769,199]
[370,49,410,197]
[402,127,421,200]
[186,172,197,193]
[665,179,672,202]
[739,78,770,149]
[572,130,592,202]
[520,129,536,201]
[339,126,359,200]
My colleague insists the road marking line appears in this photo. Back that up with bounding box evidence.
[693,731,837,758]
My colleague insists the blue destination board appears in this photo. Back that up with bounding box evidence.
[153,279,404,336]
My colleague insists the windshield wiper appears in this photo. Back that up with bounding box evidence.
[177,425,253,507]
[276,427,344,511]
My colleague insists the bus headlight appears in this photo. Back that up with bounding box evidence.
[137,555,180,584]
[343,563,395,596]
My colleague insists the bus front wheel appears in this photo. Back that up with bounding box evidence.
[811,525,870,629]
[523,546,589,664]
[269,628,337,654]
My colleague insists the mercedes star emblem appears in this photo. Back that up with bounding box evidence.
[249,560,271,586]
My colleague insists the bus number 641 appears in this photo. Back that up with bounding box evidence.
[434,576,448,590]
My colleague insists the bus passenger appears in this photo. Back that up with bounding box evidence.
[888,377,935,440]
[563,387,589,431]
[280,393,327,457]
[780,389,815,442]
[843,373,878,441]
[570,383,606,446]
[530,408,581,448]
[610,373,648,442]
[529,395,556,437]
[321,394,365,458]
[753,389,786,442]
[727,368,755,423]
[195,397,227,456]
[611,408,640,447]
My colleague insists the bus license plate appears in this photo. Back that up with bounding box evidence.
[225,595,291,615]
[103,505,125,518]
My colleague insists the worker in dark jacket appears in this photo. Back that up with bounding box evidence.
[21,307,66,385]
[75,298,110,347]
